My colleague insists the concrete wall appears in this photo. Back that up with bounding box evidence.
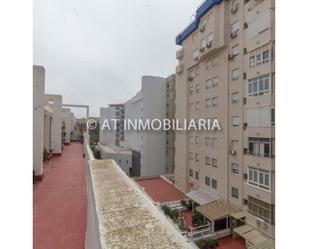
[33,65,45,177]
[45,94,63,154]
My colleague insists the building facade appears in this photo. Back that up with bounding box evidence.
[99,104,125,146]
[125,76,167,177]
[174,0,275,237]
[166,74,176,174]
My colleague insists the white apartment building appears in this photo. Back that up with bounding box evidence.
[99,104,125,147]
[98,144,133,176]
[125,76,166,177]
[61,108,75,145]
[174,0,275,238]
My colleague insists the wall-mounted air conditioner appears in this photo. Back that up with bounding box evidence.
[230,149,236,155]
[188,76,194,81]
[206,41,212,48]
[230,32,237,39]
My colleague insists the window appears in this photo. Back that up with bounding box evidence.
[212,97,219,107]
[205,137,211,146]
[212,158,218,168]
[195,84,200,93]
[248,167,271,190]
[232,116,240,127]
[231,163,239,174]
[212,77,219,87]
[247,107,274,127]
[232,92,240,103]
[211,179,217,189]
[231,20,240,34]
[206,79,212,89]
[189,152,194,160]
[248,196,274,224]
[247,9,270,40]
[231,187,239,199]
[192,49,199,60]
[249,49,270,68]
[263,50,270,63]
[249,56,255,67]
[205,156,211,166]
[231,140,238,150]
[232,44,239,56]
[248,137,273,157]
[189,169,193,177]
[195,101,200,110]
[211,138,217,148]
[195,136,199,144]
[195,171,199,180]
[206,98,212,108]
[232,68,240,80]
[195,153,199,161]
[248,74,271,96]
[205,176,210,186]
[271,108,275,125]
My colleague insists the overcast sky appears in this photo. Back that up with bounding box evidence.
[34,0,202,118]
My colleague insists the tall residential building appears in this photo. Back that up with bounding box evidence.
[174,0,275,238]
[99,104,125,147]
[125,76,166,177]
[166,74,176,174]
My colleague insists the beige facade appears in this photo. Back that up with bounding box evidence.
[175,0,275,237]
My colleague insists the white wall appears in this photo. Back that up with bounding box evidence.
[33,65,45,176]
[99,107,117,146]
[45,94,62,154]
[61,108,72,144]
[125,76,166,176]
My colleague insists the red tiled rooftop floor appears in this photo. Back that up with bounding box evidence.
[33,143,87,249]
[136,177,185,203]
[218,236,246,249]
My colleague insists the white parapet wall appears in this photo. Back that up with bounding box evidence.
[33,65,45,178]
[83,135,195,249]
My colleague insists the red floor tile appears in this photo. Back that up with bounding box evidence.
[218,236,246,249]
[33,143,87,249]
[136,177,185,203]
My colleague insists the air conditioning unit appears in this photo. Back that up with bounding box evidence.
[231,5,238,14]
[243,122,248,130]
[228,54,235,60]
[243,173,248,180]
[243,97,247,105]
[188,76,194,81]
[206,41,212,48]
[230,32,237,39]
[244,22,248,29]
[199,25,205,32]
[243,148,248,154]
[230,149,236,155]
[199,47,205,52]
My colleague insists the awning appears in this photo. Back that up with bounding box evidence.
[231,211,246,220]
[185,189,218,205]
[247,238,275,249]
[233,225,274,249]
[195,200,240,220]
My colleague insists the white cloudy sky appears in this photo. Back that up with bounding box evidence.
[34,0,202,117]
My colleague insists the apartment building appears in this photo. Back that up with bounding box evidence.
[61,108,76,144]
[125,76,166,177]
[166,74,176,174]
[99,104,125,146]
[174,0,275,238]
